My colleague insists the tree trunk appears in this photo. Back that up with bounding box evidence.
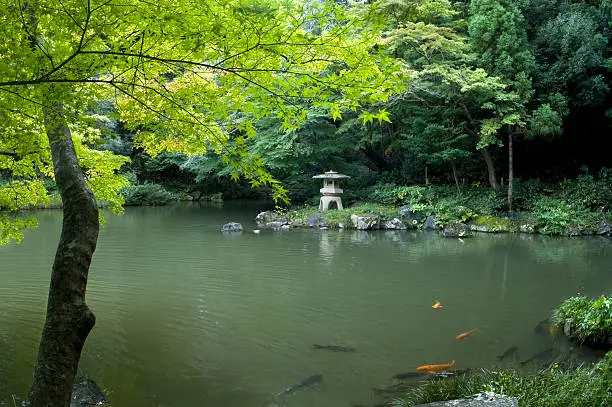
[451,160,460,195]
[459,103,499,189]
[425,166,429,185]
[508,128,514,213]
[480,147,499,189]
[28,99,99,407]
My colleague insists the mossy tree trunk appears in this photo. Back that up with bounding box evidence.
[28,99,99,407]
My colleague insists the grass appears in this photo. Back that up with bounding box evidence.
[392,353,612,406]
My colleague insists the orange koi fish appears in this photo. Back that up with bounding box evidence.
[416,360,455,374]
[432,300,443,309]
[456,328,478,340]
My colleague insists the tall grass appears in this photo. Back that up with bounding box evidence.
[393,353,612,407]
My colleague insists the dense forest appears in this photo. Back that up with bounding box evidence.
[106,0,612,212]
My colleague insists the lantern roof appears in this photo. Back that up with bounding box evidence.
[312,170,350,179]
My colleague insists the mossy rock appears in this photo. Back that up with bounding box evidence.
[470,215,512,233]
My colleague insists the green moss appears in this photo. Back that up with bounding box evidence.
[473,215,512,232]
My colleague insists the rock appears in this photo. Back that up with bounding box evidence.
[471,224,489,232]
[350,214,380,230]
[255,211,277,226]
[266,221,285,230]
[71,377,108,407]
[423,215,439,231]
[564,318,574,337]
[383,218,407,230]
[221,222,243,232]
[519,223,535,233]
[306,212,325,227]
[210,192,223,203]
[290,219,307,228]
[596,219,612,236]
[443,221,473,238]
[470,216,511,233]
[564,226,586,236]
[398,205,425,226]
[415,392,518,407]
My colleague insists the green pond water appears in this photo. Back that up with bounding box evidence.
[1,202,611,407]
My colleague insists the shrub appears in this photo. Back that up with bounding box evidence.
[120,183,177,206]
[532,197,574,235]
[551,295,612,345]
[368,184,431,205]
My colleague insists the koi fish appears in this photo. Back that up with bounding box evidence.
[416,360,455,374]
[456,328,478,340]
[432,301,443,310]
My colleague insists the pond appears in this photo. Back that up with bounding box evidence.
[1,202,611,407]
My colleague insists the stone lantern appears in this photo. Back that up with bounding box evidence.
[312,170,350,211]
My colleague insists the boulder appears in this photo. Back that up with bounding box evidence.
[221,222,243,232]
[266,221,285,230]
[469,216,511,233]
[71,377,108,407]
[350,214,380,230]
[415,392,518,407]
[443,221,473,238]
[383,218,407,230]
[255,211,276,226]
[423,215,439,231]
[596,219,612,236]
[564,226,588,236]
[306,212,325,227]
[519,223,535,233]
[398,205,425,226]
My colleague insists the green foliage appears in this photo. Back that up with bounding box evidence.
[555,174,612,211]
[396,355,612,406]
[532,197,576,235]
[120,183,177,206]
[551,295,612,344]
[368,184,432,205]
[0,214,38,244]
[433,201,476,225]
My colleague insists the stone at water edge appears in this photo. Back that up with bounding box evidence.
[350,214,380,230]
[255,211,276,226]
[423,215,439,231]
[383,218,407,230]
[306,212,325,227]
[71,377,108,407]
[221,222,243,232]
[415,392,518,407]
[443,221,473,238]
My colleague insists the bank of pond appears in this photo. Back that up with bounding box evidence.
[251,203,612,238]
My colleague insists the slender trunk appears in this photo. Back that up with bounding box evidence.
[508,128,514,214]
[480,147,499,189]
[28,98,99,407]
[451,160,460,195]
[425,166,429,185]
[460,103,499,189]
